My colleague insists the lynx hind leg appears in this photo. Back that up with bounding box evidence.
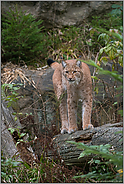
[82,100,94,130]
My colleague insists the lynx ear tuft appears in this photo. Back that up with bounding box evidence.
[62,60,67,68]
[76,60,81,67]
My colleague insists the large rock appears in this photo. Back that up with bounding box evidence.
[2,61,122,133]
[1,97,22,159]
[1,1,120,28]
[1,62,122,160]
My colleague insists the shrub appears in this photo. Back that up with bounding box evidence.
[84,26,123,122]
[1,5,46,65]
[87,2,123,53]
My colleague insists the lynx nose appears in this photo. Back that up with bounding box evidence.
[69,77,73,81]
[68,75,73,80]
[68,77,74,82]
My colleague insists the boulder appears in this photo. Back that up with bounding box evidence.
[1,1,120,28]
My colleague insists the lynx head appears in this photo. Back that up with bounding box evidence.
[62,59,82,85]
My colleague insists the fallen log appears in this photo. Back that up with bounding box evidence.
[49,122,123,166]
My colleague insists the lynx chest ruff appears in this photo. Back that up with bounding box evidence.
[47,59,94,134]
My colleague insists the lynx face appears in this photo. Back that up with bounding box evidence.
[62,60,82,85]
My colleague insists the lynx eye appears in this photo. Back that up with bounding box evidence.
[73,71,77,74]
[65,71,69,73]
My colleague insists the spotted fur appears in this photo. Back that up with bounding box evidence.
[47,59,94,134]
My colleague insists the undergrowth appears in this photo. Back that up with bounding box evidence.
[68,141,123,183]
[1,135,83,183]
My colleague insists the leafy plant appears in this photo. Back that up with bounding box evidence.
[110,3,123,25]
[1,150,80,183]
[82,59,123,83]
[1,155,21,183]
[1,5,46,65]
[2,83,23,108]
[8,126,26,146]
[98,28,123,66]
[91,4,122,31]
[68,141,123,182]
[87,2,123,53]
[82,23,123,121]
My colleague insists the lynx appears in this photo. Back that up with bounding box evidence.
[47,58,93,134]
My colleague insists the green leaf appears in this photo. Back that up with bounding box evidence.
[113,102,117,105]
[95,159,100,164]
[82,60,123,83]
[111,4,121,9]
[7,102,12,108]
[12,112,17,115]
[13,87,20,90]
[1,172,7,176]
[73,171,96,179]
[98,33,109,45]
[6,84,13,89]
[91,76,98,80]
[78,152,85,159]
[117,110,123,116]
[23,162,30,169]
[14,116,18,121]
[18,112,23,115]
[86,39,92,46]
[20,133,26,138]
[100,56,109,65]
[8,128,15,134]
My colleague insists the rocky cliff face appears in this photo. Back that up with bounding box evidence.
[1,1,117,28]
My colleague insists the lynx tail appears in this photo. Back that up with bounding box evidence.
[47,59,60,70]
[47,59,55,66]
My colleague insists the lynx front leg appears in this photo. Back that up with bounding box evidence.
[59,92,69,134]
[55,90,68,133]
[67,93,78,134]
[82,98,94,130]
[53,72,68,134]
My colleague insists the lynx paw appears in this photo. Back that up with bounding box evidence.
[83,124,94,130]
[68,127,78,134]
[61,128,68,134]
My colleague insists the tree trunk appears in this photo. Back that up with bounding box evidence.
[49,122,123,166]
